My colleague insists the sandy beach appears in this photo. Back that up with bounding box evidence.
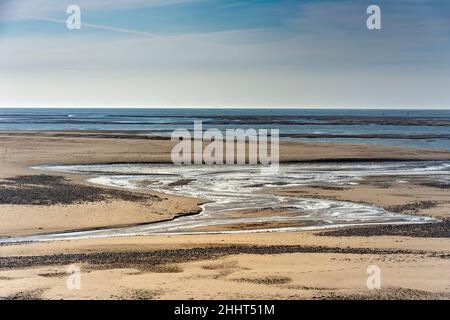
[3,0,450,304]
[1,131,450,300]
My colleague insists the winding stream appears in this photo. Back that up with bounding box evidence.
[1,161,449,244]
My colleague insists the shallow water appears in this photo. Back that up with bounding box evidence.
[1,108,450,150]
[1,161,449,244]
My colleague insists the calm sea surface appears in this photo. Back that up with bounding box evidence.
[0,108,449,150]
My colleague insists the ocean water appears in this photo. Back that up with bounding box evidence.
[0,108,450,150]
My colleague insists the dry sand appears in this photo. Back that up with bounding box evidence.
[1,232,449,300]
[1,131,450,300]
[0,197,202,237]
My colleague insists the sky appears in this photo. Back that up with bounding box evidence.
[0,0,450,108]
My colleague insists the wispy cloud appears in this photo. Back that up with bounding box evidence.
[29,16,160,37]
[219,0,258,9]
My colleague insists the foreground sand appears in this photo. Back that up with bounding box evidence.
[1,232,449,300]
[1,131,450,299]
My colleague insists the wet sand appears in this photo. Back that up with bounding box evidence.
[1,131,450,299]
[269,175,450,221]
[1,131,450,236]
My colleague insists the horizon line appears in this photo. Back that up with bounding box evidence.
[1,106,450,110]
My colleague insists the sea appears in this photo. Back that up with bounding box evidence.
[0,108,449,150]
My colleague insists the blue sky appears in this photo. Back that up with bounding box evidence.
[1,0,450,108]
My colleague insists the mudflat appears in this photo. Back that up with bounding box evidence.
[1,131,450,299]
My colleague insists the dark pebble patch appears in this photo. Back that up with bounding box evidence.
[234,276,292,285]
[314,287,450,300]
[167,179,194,187]
[0,289,44,300]
[386,201,439,214]
[318,222,450,238]
[0,175,159,206]
[0,245,424,270]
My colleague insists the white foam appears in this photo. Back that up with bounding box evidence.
[5,161,447,244]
